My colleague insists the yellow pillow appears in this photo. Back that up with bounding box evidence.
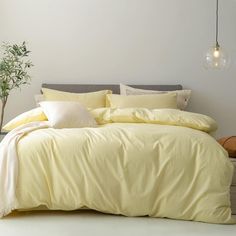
[3,107,47,131]
[42,88,112,109]
[106,93,178,109]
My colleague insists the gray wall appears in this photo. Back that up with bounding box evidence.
[0,0,236,137]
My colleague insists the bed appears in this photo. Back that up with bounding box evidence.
[0,84,235,224]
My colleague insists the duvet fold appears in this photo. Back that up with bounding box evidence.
[91,108,217,133]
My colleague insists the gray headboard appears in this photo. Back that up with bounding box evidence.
[42,84,182,94]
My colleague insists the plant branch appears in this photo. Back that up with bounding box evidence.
[0,42,33,131]
[0,98,7,133]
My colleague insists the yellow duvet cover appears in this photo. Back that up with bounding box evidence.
[12,109,234,223]
[11,108,235,223]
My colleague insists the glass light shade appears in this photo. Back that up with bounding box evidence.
[204,45,230,69]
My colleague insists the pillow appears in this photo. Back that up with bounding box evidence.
[106,93,178,109]
[120,84,191,110]
[3,107,47,131]
[42,88,112,109]
[40,101,97,129]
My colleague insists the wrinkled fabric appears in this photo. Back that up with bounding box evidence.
[91,108,217,133]
[16,123,234,223]
[0,108,235,223]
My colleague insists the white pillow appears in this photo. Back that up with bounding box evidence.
[40,101,97,129]
[120,84,191,110]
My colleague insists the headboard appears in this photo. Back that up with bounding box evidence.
[42,84,182,94]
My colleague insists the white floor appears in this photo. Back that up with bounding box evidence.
[0,211,235,236]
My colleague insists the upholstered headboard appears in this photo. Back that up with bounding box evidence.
[42,84,182,94]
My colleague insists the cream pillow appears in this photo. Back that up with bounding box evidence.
[40,101,97,129]
[106,93,178,109]
[3,107,47,131]
[42,88,112,109]
[120,84,191,110]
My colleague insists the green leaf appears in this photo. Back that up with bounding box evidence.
[0,41,33,97]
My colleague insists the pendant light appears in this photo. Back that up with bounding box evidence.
[204,0,230,69]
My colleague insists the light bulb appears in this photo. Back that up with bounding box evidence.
[204,45,230,69]
[213,48,220,58]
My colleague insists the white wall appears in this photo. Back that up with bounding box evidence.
[0,0,236,137]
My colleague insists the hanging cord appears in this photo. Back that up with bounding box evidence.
[216,0,219,47]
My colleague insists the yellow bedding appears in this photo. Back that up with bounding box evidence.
[13,108,234,223]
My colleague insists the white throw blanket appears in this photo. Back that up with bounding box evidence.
[0,121,49,217]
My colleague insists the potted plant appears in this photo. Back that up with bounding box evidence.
[0,42,33,133]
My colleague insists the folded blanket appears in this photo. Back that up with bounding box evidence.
[0,121,49,217]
